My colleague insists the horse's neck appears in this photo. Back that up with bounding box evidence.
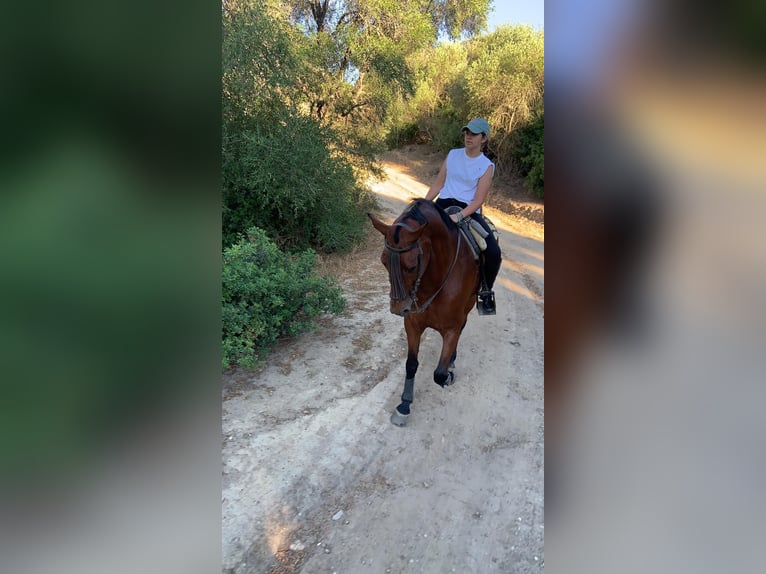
[427,222,458,267]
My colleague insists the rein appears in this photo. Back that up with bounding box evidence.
[385,222,463,313]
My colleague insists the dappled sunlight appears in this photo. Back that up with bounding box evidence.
[378,147,446,185]
[512,244,545,264]
[483,205,544,243]
[502,257,544,281]
[265,509,297,557]
[369,182,422,207]
[369,165,428,209]
[498,275,541,301]
[266,523,289,555]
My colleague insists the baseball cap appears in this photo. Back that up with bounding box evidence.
[462,117,490,137]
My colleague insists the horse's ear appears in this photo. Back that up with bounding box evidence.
[368,213,390,236]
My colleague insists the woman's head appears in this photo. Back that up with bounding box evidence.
[461,117,491,155]
[462,117,490,139]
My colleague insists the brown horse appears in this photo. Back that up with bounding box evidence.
[369,199,479,426]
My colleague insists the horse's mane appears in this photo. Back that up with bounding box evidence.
[394,199,456,243]
[403,199,457,231]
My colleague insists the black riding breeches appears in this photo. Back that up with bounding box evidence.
[435,198,502,290]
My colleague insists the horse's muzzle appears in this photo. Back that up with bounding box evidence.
[390,299,413,316]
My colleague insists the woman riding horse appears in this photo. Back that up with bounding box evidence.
[369,199,480,425]
[426,117,501,314]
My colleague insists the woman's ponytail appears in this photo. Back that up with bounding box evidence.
[482,139,497,162]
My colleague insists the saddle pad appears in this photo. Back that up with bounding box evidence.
[470,224,488,252]
[444,206,498,259]
[468,216,498,252]
[483,216,499,242]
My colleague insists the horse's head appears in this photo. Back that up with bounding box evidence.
[369,203,433,316]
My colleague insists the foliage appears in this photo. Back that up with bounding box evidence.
[464,26,543,158]
[222,110,371,251]
[222,0,372,252]
[387,24,544,196]
[403,42,469,149]
[222,0,303,128]
[384,120,420,148]
[284,0,491,133]
[1,145,216,477]
[289,0,489,40]
[222,227,346,369]
[515,114,544,198]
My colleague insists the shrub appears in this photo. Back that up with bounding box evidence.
[222,113,372,252]
[222,227,345,369]
[515,114,544,199]
[385,121,420,149]
[222,1,372,253]
[524,146,544,199]
[428,109,465,152]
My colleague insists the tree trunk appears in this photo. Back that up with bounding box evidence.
[310,0,329,33]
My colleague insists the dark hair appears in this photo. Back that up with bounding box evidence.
[482,139,497,162]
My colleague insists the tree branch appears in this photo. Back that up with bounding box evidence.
[339,100,369,117]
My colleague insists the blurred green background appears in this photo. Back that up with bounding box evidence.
[0,1,221,482]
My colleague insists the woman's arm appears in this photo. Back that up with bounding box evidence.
[425,160,447,201]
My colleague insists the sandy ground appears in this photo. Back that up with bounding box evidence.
[222,146,544,574]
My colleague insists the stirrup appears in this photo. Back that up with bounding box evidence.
[476,290,496,316]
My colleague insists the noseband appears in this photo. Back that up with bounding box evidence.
[384,221,462,313]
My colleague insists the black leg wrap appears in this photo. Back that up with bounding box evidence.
[392,377,415,425]
[401,377,415,404]
[405,357,419,380]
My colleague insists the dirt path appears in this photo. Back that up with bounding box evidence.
[222,148,544,574]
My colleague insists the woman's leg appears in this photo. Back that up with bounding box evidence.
[434,198,467,211]
[471,214,501,289]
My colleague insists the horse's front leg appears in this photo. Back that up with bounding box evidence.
[391,318,422,426]
[434,328,461,387]
[446,318,467,370]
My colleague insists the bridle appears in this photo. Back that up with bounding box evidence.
[384,221,462,314]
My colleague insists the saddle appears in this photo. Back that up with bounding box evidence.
[444,206,498,260]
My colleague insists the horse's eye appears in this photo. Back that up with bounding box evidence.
[405,266,417,274]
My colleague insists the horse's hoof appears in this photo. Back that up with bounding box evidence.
[434,370,456,388]
[390,409,410,426]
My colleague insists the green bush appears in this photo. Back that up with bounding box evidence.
[222,227,346,370]
[222,113,370,252]
[222,1,372,253]
[515,114,544,199]
[385,121,420,149]
[524,147,544,199]
[429,110,464,152]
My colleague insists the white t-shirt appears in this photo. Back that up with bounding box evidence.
[439,148,495,208]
